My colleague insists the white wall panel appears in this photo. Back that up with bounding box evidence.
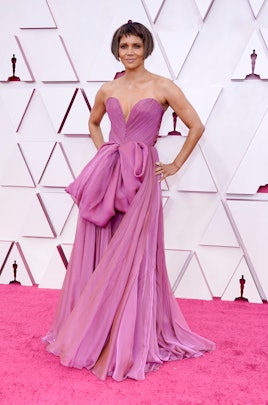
[0,88,34,131]
[0,188,35,237]
[163,193,219,250]
[202,81,268,192]
[200,202,240,247]
[18,31,78,82]
[221,257,263,303]
[227,199,268,299]
[18,90,57,141]
[197,245,243,296]
[0,0,267,303]
[19,141,56,185]
[232,31,268,79]
[0,37,34,82]
[19,0,56,29]
[39,143,74,187]
[17,237,58,283]
[0,244,33,286]
[227,110,268,194]
[174,253,213,300]
[248,0,266,19]
[1,144,35,187]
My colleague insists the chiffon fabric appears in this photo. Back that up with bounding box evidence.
[42,97,215,381]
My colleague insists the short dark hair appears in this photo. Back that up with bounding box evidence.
[111,21,154,60]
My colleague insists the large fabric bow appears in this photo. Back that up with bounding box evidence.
[66,142,149,227]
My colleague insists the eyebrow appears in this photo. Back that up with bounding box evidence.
[120,41,142,45]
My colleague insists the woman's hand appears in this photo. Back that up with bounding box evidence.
[155,161,180,182]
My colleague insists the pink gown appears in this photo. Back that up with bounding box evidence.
[42,97,215,381]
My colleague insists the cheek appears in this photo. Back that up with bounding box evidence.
[118,47,125,57]
[137,47,145,58]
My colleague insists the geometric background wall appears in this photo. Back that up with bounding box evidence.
[0,0,267,303]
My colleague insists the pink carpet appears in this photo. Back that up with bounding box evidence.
[0,284,267,405]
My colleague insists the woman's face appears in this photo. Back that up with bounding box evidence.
[118,35,145,69]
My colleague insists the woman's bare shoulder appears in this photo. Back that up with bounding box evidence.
[151,73,179,90]
[97,80,122,99]
[97,81,113,96]
[148,73,182,105]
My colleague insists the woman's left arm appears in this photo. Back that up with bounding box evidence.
[155,79,205,181]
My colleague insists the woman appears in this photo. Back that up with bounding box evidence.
[43,21,215,381]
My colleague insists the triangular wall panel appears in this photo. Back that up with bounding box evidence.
[221,257,263,303]
[260,27,268,47]
[19,0,57,28]
[227,199,268,300]
[0,36,34,81]
[19,141,56,185]
[18,31,78,82]
[60,89,91,135]
[162,196,169,208]
[232,31,268,79]
[0,187,36,237]
[200,81,268,192]
[227,109,268,194]
[39,192,74,235]
[195,0,215,20]
[39,143,74,187]
[39,88,77,133]
[247,0,265,18]
[154,0,203,78]
[17,90,57,141]
[20,194,55,238]
[17,237,57,284]
[142,0,164,23]
[170,146,217,192]
[163,193,219,250]
[60,244,73,262]
[200,201,239,247]
[39,248,66,289]
[197,245,243,297]
[174,84,223,125]
[157,137,217,192]
[174,254,213,300]
[57,243,73,267]
[0,89,34,131]
[0,242,35,286]
[0,241,14,272]
[59,205,78,244]
[157,30,199,78]
[61,137,96,177]
[165,250,191,288]
[1,144,35,187]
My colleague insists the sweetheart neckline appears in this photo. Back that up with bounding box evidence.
[106,97,165,125]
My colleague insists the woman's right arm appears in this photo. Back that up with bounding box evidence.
[88,87,107,150]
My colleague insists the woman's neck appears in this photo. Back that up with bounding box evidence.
[123,65,149,81]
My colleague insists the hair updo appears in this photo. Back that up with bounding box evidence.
[111,20,154,60]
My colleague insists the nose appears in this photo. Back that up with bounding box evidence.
[126,46,134,54]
